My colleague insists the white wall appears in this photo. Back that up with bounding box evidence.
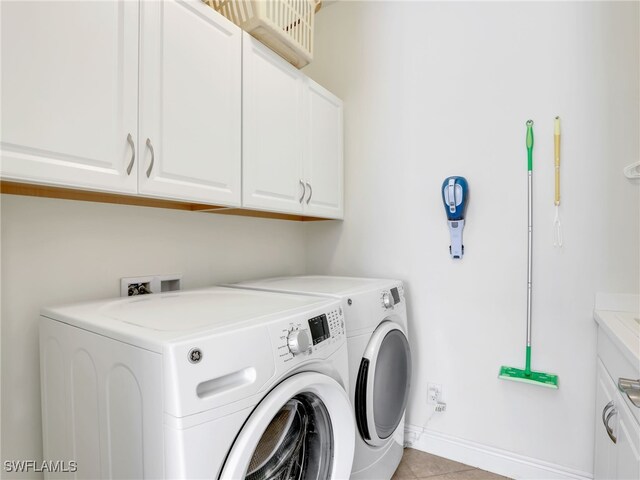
[304,1,639,477]
[0,194,307,475]
[2,2,638,477]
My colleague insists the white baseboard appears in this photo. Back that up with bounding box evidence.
[404,424,592,480]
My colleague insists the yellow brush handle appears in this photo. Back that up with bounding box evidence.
[554,117,561,206]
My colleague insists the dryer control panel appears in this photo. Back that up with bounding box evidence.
[274,306,345,364]
[381,284,405,310]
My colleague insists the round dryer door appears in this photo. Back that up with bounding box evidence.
[219,372,354,480]
[355,321,411,446]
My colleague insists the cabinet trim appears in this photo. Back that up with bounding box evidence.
[0,181,331,222]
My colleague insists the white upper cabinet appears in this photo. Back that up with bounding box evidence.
[242,33,305,214]
[304,79,344,219]
[2,3,342,218]
[242,34,344,218]
[0,0,139,193]
[139,0,241,205]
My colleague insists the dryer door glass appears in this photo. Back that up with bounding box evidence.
[372,329,411,439]
[355,324,411,444]
[245,393,333,480]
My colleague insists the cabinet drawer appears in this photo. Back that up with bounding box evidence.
[598,329,640,423]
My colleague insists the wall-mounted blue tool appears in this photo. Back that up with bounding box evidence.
[442,176,469,259]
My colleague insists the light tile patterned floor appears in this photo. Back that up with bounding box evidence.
[392,448,512,480]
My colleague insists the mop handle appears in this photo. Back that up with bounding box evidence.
[527,120,534,172]
[525,120,534,374]
[554,117,561,206]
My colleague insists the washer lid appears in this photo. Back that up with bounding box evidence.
[101,289,324,332]
[41,287,333,351]
[234,275,399,296]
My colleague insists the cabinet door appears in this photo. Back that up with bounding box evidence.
[595,360,617,480]
[139,0,241,205]
[1,1,138,193]
[242,33,304,214]
[614,391,640,480]
[304,79,344,219]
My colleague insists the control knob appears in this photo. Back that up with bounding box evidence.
[382,292,394,309]
[287,329,310,355]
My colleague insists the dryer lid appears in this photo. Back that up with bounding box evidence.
[234,275,399,296]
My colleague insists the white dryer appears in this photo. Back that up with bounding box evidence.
[39,287,355,479]
[229,276,412,480]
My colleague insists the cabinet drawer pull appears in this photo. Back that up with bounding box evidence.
[299,180,306,203]
[602,400,617,444]
[126,133,135,175]
[146,138,155,178]
[306,182,312,204]
[618,377,640,408]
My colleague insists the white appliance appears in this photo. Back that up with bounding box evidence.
[39,287,355,479]
[229,276,411,480]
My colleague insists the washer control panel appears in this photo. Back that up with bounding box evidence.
[274,306,345,364]
[380,284,404,310]
[287,328,310,354]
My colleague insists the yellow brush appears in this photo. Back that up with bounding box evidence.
[554,117,563,247]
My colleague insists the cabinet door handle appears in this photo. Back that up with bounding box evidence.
[146,138,155,178]
[305,182,312,204]
[126,133,135,175]
[299,180,306,203]
[618,377,640,408]
[602,400,617,444]
[602,400,613,424]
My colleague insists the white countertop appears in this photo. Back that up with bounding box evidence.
[594,293,640,370]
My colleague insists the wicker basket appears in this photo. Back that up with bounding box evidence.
[205,0,315,68]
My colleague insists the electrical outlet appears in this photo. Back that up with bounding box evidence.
[427,383,442,405]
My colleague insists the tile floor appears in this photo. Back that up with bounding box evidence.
[392,448,511,480]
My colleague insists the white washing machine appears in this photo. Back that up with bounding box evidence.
[39,287,355,479]
[228,276,411,480]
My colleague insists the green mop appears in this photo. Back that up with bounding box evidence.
[499,120,559,389]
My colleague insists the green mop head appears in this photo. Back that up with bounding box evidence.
[499,365,559,389]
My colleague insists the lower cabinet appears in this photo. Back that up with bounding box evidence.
[594,360,640,480]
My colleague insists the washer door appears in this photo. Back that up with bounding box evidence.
[355,321,411,447]
[219,372,354,480]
